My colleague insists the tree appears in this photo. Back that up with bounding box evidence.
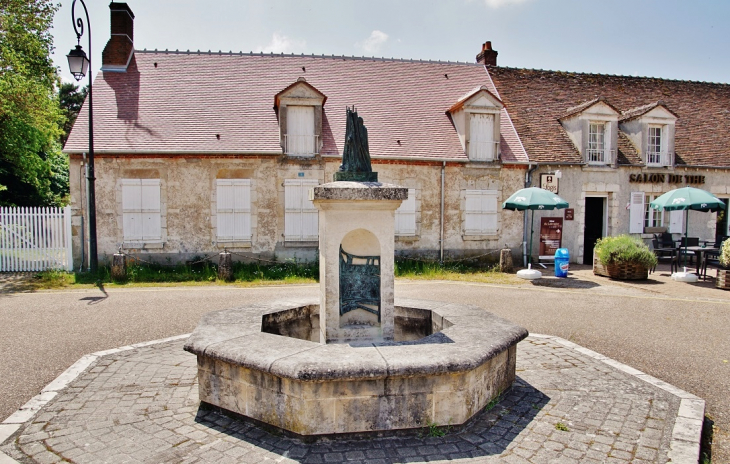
[0,0,68,206]
[58,82,86,147]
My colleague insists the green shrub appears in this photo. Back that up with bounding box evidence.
[594,235,657,269]
[719,239,730,268]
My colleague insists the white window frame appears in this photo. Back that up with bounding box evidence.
[644,193,665,229]
[647,124,667,166]
[121,179,162,242]
[216,179,252,242]
[284,179,319,241]
[395,188,417,236]
[587,122,606,163]
[285,106,317,157]
[464,190,498,236]
[468,113,497,161]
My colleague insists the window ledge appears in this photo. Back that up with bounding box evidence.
[395,235,419,242]
[462,234,499,241]
[216,241,252,249]
[283,240,319,248]
[123,241,164,250]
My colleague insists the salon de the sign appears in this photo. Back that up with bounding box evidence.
[628,173,706,184]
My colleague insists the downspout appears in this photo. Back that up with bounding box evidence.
[523,164,538,267]
[440,161,446,263]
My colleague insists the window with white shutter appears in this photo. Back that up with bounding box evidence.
[468,114,496,161]
[284,179,319,241]
[669,209,685,234]
[122,179,161,241]
[395,188,416,236]
[628,192,644,234]
[216,179,251,241]
[464,190,498,235]
[286,106,316,156]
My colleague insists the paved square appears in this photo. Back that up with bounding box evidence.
[1,335,699,463]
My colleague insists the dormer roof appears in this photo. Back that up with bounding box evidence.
[274,77,327,108]
[447,85,504,113]
[560,97,621,121]
[619,101,678,122]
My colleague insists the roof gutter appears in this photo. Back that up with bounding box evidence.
[321,154,469,163]
[64,149,284,155]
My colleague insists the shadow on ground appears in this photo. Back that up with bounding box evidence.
[192,376,549,463]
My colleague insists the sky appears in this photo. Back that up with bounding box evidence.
[51,0,730,85]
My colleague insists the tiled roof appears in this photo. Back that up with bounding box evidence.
[487,67,730,167]
[65,52,524,163]
[619,101,678,122]
[561,97,620,120]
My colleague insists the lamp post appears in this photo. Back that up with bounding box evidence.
[66,0,97,273]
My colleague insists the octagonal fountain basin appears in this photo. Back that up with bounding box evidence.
[184,298,528,436]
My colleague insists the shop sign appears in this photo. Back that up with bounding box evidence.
[564,208,574,221]
[629,173,705,184]
[539,217,563,257]
[540,174,559,193]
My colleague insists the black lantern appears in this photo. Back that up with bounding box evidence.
[66,45,89,81]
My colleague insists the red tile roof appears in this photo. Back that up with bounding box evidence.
[487,66,730,167]
[65,52,525,163]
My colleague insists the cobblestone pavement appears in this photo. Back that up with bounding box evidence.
[1,335,701,464]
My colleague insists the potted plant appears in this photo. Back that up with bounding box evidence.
[593,235,658,280]
[717,239,730,290]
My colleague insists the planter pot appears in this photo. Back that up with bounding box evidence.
[593,256,649,280]
[717,269,730,290]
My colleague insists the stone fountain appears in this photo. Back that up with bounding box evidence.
[184,108,528,436]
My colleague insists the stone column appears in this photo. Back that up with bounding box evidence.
[218,251,233,282]
[312,182,407,344]
[111,252,126,281]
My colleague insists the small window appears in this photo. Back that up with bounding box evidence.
[286,106,317,156]
[587,122,606,163]
[395,189,416,236]
[284,179,319,241]
[122,179,161,241]
[644,194,664,228]
[647,125,665,165]
[216,179,251,241]
[464,190,498,235]
[468,114,496,161]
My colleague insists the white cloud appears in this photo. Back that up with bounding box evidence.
[483,0,531,8]
[356,30,389,55]
[259,32,306,54]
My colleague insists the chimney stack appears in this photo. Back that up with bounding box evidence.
[101,2,135,71]
[476,41,498,66]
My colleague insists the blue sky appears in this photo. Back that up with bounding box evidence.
[52,0,730,85]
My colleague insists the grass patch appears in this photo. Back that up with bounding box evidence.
[394,259,521,285]
[555,422,569,432]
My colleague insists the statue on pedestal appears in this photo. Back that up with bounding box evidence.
[334,107,378,182]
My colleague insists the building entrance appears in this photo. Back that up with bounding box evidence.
[583,197,605,265]
[716,198,729,245]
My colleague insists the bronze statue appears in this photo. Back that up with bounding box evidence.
[334,107,378,182]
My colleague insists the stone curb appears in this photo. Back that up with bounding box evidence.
[530,333,705,464]
[0,334,191,464]
[1,332,706,464]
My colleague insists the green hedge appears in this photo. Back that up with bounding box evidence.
[720,239,730,268]
[594,235,658,269]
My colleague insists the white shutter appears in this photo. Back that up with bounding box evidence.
[629,192,645,234]
[141,179,161,240]
[287,106,315,156]
[481,192,498,232]
[395,189,416,236]
[285,179,318,241]
[669,210,685,234]
[217,179,251,241]
[122,179,143,241]
[468,114,495,161]
[464,190,498,235]
[464,191,482,234]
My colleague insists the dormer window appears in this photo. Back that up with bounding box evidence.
[559,98,619,166]
[447,86,504,162]
[619,101,677,167]
[274,78,326,158]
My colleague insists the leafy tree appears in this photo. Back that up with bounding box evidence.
[58,82,86,146]
[0,0,68,206]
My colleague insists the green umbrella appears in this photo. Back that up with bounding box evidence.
[649,187,726,268]
[503,187,569,266]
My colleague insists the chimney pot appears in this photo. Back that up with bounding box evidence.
[476,41,498,66]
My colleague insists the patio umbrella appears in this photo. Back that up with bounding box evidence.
[649,187,726,268]
[503,187,569,266]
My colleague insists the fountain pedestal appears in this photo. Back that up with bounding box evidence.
[312,181,407,344]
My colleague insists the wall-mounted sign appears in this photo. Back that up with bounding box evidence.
[540,174,559,193]
[564,208,574,221]
[539,217,563,257]
[629,173,705,184]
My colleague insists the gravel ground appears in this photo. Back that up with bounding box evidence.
[0,264,727,461]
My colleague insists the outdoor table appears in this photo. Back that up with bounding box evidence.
[683,246,719,273]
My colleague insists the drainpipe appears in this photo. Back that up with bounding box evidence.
[440,161,446,263]
[523,164,538,267]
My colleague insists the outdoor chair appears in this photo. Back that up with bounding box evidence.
[651,238,678,274]
[700,239,725,280]
[677,237,700,264]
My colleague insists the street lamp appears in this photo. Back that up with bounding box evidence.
[66,0,98,274]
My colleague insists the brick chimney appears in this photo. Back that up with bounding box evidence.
[476,41,498,66]
[101,2,135,71]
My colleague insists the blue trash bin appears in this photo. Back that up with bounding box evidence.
[555,248,570,278]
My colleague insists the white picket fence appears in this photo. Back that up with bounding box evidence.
[0,206,73,272]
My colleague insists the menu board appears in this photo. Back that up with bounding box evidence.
[539,217,563,257]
